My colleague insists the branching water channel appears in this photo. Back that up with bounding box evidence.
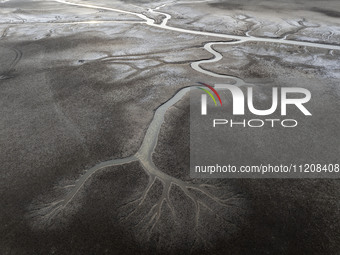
[27,0,340,241]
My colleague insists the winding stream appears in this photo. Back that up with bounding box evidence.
[31,0,339,223]
[55,0,340,50]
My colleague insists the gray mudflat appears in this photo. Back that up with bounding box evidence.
[0,0,339,254]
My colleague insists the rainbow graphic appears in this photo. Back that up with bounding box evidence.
[196,82,222,106]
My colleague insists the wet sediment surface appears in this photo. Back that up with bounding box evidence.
[0,0,339,254]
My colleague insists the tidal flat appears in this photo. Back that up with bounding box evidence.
[0,0,339,254]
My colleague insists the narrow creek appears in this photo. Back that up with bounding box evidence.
[31,0,339,224]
